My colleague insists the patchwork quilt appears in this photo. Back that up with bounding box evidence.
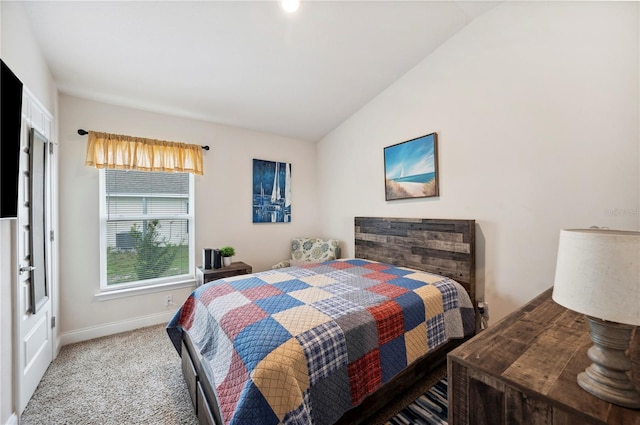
[167,259,475,425]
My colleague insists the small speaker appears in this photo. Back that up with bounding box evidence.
[213,249,222,269]
[203,248,213,269]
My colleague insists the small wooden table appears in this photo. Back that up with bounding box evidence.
[196,262,252,286]
[448,288,640,425]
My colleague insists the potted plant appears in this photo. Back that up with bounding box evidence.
[220,246,235,267]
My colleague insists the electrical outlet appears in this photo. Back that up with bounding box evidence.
[165,295,173,307]
[478,301,490,329]
[478,301,489,319]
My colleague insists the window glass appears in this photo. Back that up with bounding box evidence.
[101,169,193,289]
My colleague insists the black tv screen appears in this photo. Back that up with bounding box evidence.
[1,59,23,219]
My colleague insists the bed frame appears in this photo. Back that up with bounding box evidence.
[181,217,477,425]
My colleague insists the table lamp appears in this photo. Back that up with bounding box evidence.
[552,228,640,409]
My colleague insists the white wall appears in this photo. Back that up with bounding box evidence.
[58,95,320,340]
[0,223,16,424]
[0,3,57,114]
[0,2,59,423]
[317,1,640,323]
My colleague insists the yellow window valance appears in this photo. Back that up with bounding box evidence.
[85,131,204,175]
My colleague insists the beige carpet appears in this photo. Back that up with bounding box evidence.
[21,324,198,425]
[21,324,446,425]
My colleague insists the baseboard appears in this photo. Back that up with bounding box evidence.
[54,335,62,358]
[59,311,175,346]
[5,413,18,425]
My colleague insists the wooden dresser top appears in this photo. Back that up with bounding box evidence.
[449,288,640,424]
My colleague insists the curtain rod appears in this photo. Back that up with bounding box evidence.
[77,129,210,151]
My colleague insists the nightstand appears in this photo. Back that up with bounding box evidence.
[448,288,640,425]
[196,262,252,286]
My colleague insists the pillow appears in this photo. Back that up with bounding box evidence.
[271,260,291,270]
[291,238,340,262]
[289,258,323,267]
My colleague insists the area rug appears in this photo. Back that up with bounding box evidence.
[387,378,448,425]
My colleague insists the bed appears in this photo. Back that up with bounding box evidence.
[167,217,478,425]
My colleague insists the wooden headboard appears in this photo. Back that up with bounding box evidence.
[354,217,476,304]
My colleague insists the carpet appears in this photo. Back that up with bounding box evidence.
[21,324,198,425]
[20,324,449,425]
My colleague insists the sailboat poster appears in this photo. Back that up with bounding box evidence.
[384,132,439,201]
[253,159,292,223]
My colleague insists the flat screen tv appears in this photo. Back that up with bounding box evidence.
[1,59,23,219]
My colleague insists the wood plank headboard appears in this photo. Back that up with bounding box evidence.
[354,217,476,304]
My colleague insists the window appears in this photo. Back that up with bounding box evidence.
[100,169,194,292]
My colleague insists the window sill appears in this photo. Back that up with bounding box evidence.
[95,279,196,301]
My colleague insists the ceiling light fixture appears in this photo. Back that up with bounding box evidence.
[281,0,300,13]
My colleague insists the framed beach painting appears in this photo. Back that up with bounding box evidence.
[384,132,439,201]
[252,159,292,223]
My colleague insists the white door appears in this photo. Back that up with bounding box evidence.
[16,123,53,414]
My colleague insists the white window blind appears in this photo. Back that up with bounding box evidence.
[100,169,194,290]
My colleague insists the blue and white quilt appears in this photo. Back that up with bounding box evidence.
[167,259,475,425]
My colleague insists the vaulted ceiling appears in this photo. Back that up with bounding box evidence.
[22,1,498,141]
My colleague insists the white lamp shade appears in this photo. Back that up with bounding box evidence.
[552,229,640,326]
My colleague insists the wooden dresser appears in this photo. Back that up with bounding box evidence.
[448,288,640,425]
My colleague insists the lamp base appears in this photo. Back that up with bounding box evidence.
[578,316,640,409]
